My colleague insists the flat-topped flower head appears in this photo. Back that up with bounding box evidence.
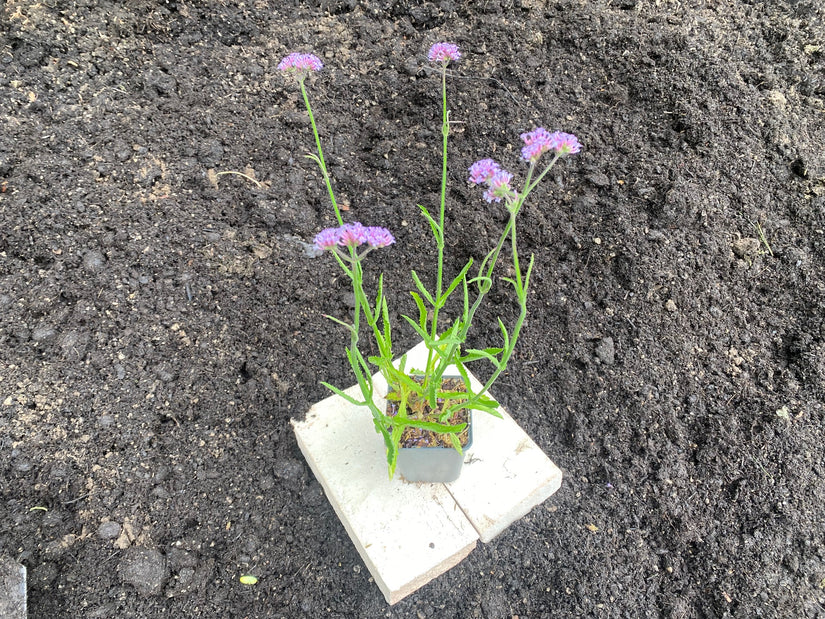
[553,132,582,155]
[469,159,501,185]
[520,127,554,163]
[314,227,340,251]
[278,52,323,81]
[483,170,515,203]
[338,222,368,247]
[364,226,395,248]
[521,127,552,147]
[521,128,582,162]
[315,223,395,253]
[428,42,461,64]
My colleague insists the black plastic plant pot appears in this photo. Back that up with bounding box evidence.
[386,375,473,483]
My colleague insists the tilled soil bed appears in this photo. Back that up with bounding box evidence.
[2,1,824,617]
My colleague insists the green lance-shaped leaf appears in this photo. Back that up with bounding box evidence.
[467,274,493,294]
[323,314,357,335]
[449,432,463,455]
[373,417,392,443]
[523,254,536,294]
[438,258,474,306]
[436,389,471,400]
[410,270,436,306]
[445,393,502,419]
[386,421,408,478]
[345,346,375,406]
[320,381,367,407]
[417,204,442,243]
[381,293,392,355]
[409,291,428,330]
[389,370,427,398]
[460,348,504,365]
[498,318,511,351]
[387,416,467,435]
[401,312,434,344]
[374,274,385,320]
[466,400,503,419]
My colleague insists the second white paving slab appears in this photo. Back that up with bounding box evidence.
[400,342,563,543]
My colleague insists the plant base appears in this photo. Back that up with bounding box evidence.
[396,418,471,482]
[291,341,563,604]
[387,376,472,483]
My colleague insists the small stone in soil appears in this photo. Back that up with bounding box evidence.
[595,337,615,365]
[31,325,57,343]
[155,365,175,382]
[82,251,105,272]
[118,547,168,596]
[97,521,122,540]
[198,139,224,167]
[274,458,306,486]
[40,511,63,528]
[112,139,131,162]
[13,460,32,473]
[28,562,58,591]
[731,237,761,259]
[177,567,195,587]
[167,548,198,571]
[0,556,26,618]
[587,172,610,187]
[12,326,30,342]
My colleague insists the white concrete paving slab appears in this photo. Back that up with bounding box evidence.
[400,342,564,543]
[446,393,563,542]
[292,381,478,605]
[292,342,563,603]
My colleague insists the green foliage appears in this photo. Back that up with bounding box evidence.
[297,55,564,478]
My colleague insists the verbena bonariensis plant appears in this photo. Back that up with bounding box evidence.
[279,45,581,478]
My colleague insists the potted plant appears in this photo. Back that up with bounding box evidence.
[279,44,581,481]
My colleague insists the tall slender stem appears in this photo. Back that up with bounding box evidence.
[424,65,450,396]
[431,152,551,390]
[511,214,523,292]
[300,79,343,226]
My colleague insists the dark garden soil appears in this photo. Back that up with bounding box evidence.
[1,0,824,617]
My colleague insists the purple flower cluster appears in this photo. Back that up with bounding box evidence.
[520,128,582,162]
[428,42,461,64]
[468,159,501,185]
[469,159,515,203]
[554,132,582,155]
[314,223,395,252]
[313,228,340,250]
[278,53,323,79]
[484,170,515,204]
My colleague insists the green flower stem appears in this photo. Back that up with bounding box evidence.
[444,218,534,416]
[430,153,555,400]
[299,79,386,415]
[424,218,512,394]
[423,64,451,405]
[298,76,403,464]
[525,153,562,195]
[510,211,524,293]
[448,287,530,415]
[300,79,343,226]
